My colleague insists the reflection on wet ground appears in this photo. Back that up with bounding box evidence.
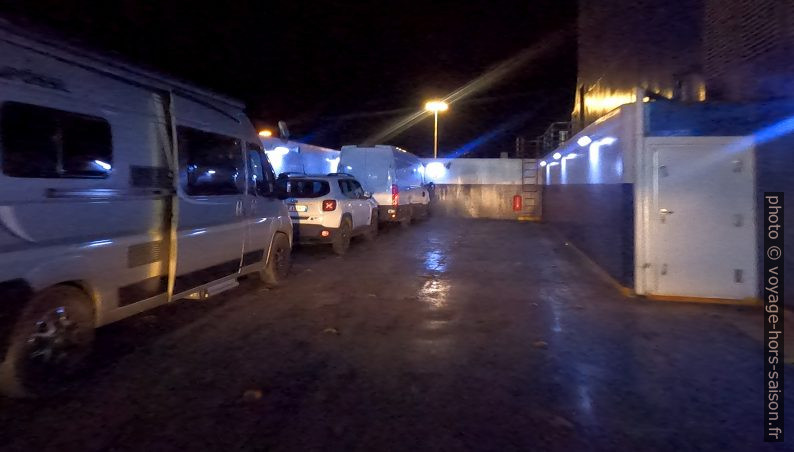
[423,248,447,273]
[1,219,791,451]
[418,278,449,309]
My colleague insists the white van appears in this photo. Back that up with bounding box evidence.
[338,145,430,225]
[0,22,292,396]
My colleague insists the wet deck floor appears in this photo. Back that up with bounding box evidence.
[1,218,792,451]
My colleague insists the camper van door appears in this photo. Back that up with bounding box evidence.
[242,142,281,268]
[173,122,247,293]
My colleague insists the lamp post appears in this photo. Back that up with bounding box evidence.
[424,100,448,158]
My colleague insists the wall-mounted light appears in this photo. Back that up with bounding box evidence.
[539,161,547,167]
[576,135,592,147]
[425,161,447,180]
[553,152,562,160]
[599,137,617,145]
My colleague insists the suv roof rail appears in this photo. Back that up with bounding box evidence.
[326,172,355,177]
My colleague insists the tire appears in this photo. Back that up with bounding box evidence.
[261,232,292,288]
[332,218,352,255]
[414,203,429,221]
[364,210,379,241]
[400,209,412,228]
[0,285,95,398]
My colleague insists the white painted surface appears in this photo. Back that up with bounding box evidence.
[645,137,757,299]
[339,145,428,208]
[260,138,340,176]
[541,103,638,186]
[420,158,524,185]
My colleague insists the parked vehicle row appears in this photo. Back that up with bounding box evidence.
[275,145,432,254]
[0,22,433,398]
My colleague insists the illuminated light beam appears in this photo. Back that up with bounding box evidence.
[362,29,570,145]
[754,115,794,145]
[643,114,794,186]
[445,111,537,159]
[361,109,426,146]
[443,30,569,105]
[714,115,794,159]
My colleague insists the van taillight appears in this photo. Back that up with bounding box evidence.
[322,200,337,211]
[391,184,399,206]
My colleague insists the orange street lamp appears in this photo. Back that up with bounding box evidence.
[424,100,449,158]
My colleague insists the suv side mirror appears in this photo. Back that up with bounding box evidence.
[271,183,288,200]
[363,191,372,199]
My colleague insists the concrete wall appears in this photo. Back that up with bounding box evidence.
[544,184,635,286]
[541,105,638,287]
[420,158,522,184]
[430,184,526,220]
[420,158,538,220]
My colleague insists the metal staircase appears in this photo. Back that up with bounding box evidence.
[518,159,541,221]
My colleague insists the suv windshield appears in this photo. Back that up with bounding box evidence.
[280,178,331,198]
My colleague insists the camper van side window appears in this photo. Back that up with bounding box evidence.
[177,126,243,196]
[1,102,112,178]
[246,144,275,196]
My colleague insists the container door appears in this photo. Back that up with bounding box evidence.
[648,138,756,299]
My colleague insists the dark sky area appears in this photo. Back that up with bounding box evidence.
[2,0,577,157]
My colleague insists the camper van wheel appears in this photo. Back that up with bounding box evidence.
[261,233,292,288]
[0,285,95,398]
[332,218,352,255]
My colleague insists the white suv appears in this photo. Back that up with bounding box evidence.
[277,174,379,254]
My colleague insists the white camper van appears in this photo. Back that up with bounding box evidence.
[338,145,429,225]
[0,22,293,396]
